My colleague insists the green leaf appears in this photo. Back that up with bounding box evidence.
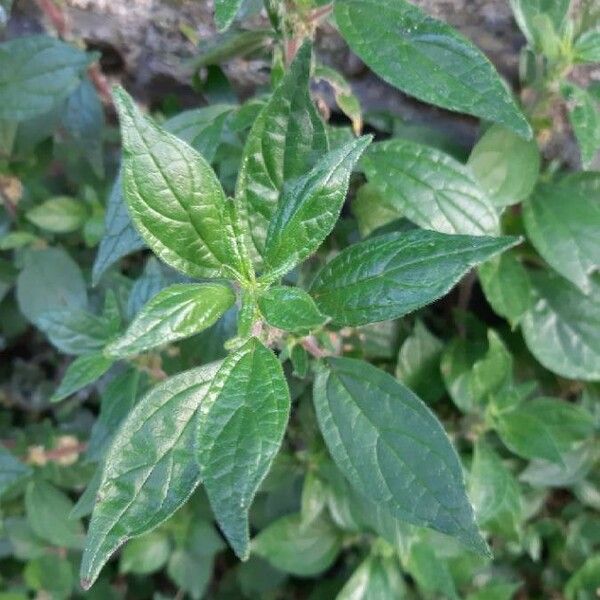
[565,554,600,600]
[258,286,327,334]
[521,270,600,381]
[105,283,235,358]
[197,338,290,559]
[0,446,31,498]
[574,28,600,63]
[236,42,328,259]
[120,531,171,575]
[80,362,220,589]
[469,442,522,541]
[351,183,401,238]
[337,554,406,600]
[494,398,595,465]
[113,86,249,281]
[406,540,458,600]
[509,0,570,47]
[252,513,342,577]
[395,320,445,404]
[214,0,244,31]
[263,136,371,279]
[479,252,532,327]
[51,353,114,403]
[16,248,87,326]
[26,196,88,233]
[334,0,531,137]
[466,582,521,600]
[314,357,489,555]
[165,104,234,162]
[92,174,145,285]
[468,125,540,207]
[0,35,89,121]
[562,84,600,170]
[362,139,500,235]
[24,554,74,599]
[524,174,600,294]
[25,480,84,549]
[311,229,518,326]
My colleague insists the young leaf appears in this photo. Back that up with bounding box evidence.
[406,540,458,600]
[92,174,145,286]
[468,124,540,207]
[236,42,328,258]
[252,513,342,577]
[0,35,89,121]
[0,446,31,498]
[521,270,600,381]
[262,136,371,278]
[334,0,531,137]
[494,398,595,465]
[196,338,290,560]
[310,229,518,326]
[395,320,445,404]
[574,28,600,63]
[562,84,600,170]
[337,554,407,600]
[258,286,327,334]
[362,139,500,235]
[314,357,489,555]
[508,0,570,48]
[25,480,85,549]
[16,248,87,326]
[26,196,88,234]
[113,87,249,281]
[214,0,244,31]
[80,362,221,589]
[469,442,522,541]
[51,353,114,403]
[479,252,532,327]
[105,283,235,358]
[120,531,171,575]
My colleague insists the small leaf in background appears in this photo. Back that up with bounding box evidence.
[0,35,89,121]
[564,554,600,600]
[311,229,518,326]
[236,42,328,259]
[509,0,570,48]
[113,87,249,281]
[252,513,342,577]
[395,320,445,404]
[573,28,600,64]
[258,286,327,334]
[80,362,220,589]
[25,480,84,549]
[92,174,145,285]
[26,196,88,233]
[167,519,225,600]
[105,283,235,358]
[479,252,532,327]
[362,139,499,235]
[406,540,459,600]
[165,104,234,163]
[351,183,401,238]
[337,553,407,599]
[214,0,244,31]
[264,135,371,279]
[494,398,595,465]
[120,531,171,576]
[300,471,328,529]
[51,352,114,403]
[470,442,523,541]
[468,124,540,207]
[24,554,74,599]
[16,247,87,326]
[469,331,513,407]
[61,78,105,178]
[197,338,290,559]
[523,174,600,294]
[335,0,531,137]
[314,357,489,555]
[521,270,600,381]
[466,582,521,600]
[0,446,31,498]
[562,84,600,169]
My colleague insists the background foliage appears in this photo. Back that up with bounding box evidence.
[0,0,599,599]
